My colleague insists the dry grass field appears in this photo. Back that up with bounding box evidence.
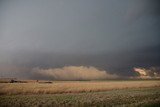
[0,86,160,107]
[0,80,160,95]
[0,80,160,107]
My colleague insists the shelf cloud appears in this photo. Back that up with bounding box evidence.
[31,66,118,80]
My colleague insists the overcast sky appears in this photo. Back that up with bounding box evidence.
[0,0,160,79]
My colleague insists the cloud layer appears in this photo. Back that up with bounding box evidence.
[32,66,118,80]
[0,1,160,79]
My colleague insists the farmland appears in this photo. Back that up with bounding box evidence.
[0,80,160,107]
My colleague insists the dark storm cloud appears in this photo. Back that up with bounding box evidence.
[0,0,160,80]
[125,0,160,23]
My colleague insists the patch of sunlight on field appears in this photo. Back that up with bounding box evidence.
[0,80,160,94]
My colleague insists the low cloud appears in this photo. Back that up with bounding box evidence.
[133,67,160,79]
[32,66,118,80]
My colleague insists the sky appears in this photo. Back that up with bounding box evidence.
[0,0,160,80]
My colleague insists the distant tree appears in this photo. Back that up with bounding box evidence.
[10,79,15,83]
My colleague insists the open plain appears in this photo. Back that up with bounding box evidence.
[0,80,160,107]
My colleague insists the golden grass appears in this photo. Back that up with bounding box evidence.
[0,80,160,95]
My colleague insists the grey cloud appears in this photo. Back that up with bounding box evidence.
[0,0,160,79]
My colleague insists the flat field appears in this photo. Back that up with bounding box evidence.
[0,80,160,107]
